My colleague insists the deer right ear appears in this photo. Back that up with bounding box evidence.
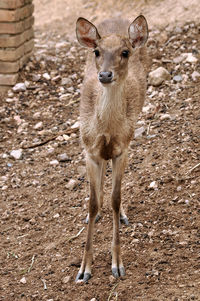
[76,17,101,48]
[128,15,148,48]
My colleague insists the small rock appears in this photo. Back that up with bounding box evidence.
[149,181,158,190]
[32,74,41,82]
[43,73,51,80]
[20,277,26,284]
[185,53,198,63]
[63,134,70,141]
[71,121,80,129]
[50,160,59,165]
[10,149,23,160]
[191,71,200,81]
[66,179,77,190]
[62,276,71,284]
[173,75,182,82]
[177,186,182,192]
[134,126,146,138]
[173,55,185,64]
[160,113,171,121]
[148,67,171,86]
[13,83,26,92]
[34,122,43,130]
[67,87,74,93]
[142,103,155,114]
[61,78,73,86]
[58,153,69,162]
[33,112,41,119]
[53,213,60,218]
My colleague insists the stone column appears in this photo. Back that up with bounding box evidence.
[0,0,34,94]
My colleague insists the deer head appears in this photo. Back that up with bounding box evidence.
[76,15,148,85]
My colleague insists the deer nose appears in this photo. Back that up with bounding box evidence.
[99,71,113,83]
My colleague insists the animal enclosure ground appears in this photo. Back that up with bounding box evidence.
[0,1,200,300]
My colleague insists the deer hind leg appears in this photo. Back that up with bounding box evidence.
[76,155,103,283]
[85,160,106,224]
[120,204,129,225]
[111,151,127,278]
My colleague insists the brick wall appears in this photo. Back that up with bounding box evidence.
[0,0,34,93]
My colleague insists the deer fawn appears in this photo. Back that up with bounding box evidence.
[75,15,149,282]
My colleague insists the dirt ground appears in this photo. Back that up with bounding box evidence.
[0,0,200,300]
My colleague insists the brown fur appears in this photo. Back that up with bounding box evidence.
[75,16,150,282]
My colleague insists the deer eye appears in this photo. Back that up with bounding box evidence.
[94,49,100,57]
[121,50,129,58]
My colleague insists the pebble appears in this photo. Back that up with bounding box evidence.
[34,121,43,130]
[53,213,60,218]
[142,103,155,114]
[50,160,59,165]
[10,149,23,160]
[185,53,198,63]
[13,83,26,92]
[62,276,71,284]
[160,113,171,121]
[66,179,77,190]
[43,72,51,80]
[134,126,146,138]
[57,153,69,162]
[71,121,80,129]
[20,277,26,284]
[173,75,182,82]
[173,55,185,64]
[61,78,73,86]
[33,112,41,119]
[177,186,182,192]
[63,134,70,141]
[149,181,158,190]
[32,74,41,82]
[148,67,171,86]
[67,87,74,93]
[191,71,200,81]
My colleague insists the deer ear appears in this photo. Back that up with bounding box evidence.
[128,15,148,48]
[76,17,101,48]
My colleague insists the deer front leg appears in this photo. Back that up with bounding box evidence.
[111,151,127,278]
[85,160,106,224]
[76,156,103,283]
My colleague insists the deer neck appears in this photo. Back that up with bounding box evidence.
[96,83,125,126]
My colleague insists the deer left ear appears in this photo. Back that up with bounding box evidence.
[128,15,148,48]
[76,17,101,48]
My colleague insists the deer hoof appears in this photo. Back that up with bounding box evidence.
[85,213,101,224]
[120,215,129,225]
[112,266,126,278]
[75,272,91,283]
[112,267,119,278]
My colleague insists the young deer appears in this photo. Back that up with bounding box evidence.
[75,15,149,282]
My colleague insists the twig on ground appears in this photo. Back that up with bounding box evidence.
[28,255,35,273]
[41,278,47,290]
[186,162,200,175]
[107,283,119,301]
[22,127,79,149]
[67,227,85,243]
